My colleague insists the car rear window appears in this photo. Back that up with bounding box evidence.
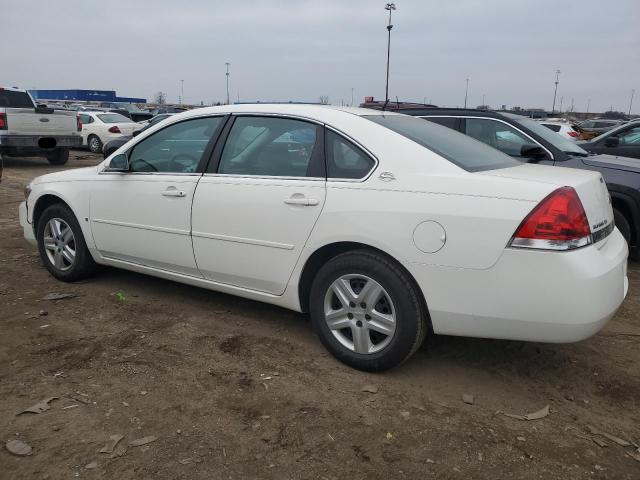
[363,114,519,172]
[0,90,34,108]
[97,113,133,123]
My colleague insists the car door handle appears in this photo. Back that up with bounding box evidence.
[162,189,186,197]
[284,196,319,206]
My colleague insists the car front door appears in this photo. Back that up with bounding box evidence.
[191,115,326,295]
[90,115,226,276]
[593,125,640,159]
[461,117,554,164]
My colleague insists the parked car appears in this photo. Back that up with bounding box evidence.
[579,120,640,160]
[539,121,581,141]
[19,105,627,371]
[396,108,640,259]
[576,119,626,140]
[100,102,153,122]
[102,113,173,158]
[0,87,82,165]
[78,112,141,153]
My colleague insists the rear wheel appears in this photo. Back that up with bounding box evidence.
[88,135,103,154]
[310,250,427,372]
[46,148,69,165]
[36,204,97,281]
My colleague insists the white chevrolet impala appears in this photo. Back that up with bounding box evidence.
[19,104,628,371]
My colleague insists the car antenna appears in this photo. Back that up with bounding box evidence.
[382,97,389,112]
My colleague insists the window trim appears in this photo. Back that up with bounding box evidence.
[418,115,555,161]
[100,114,229,176]
[324,125,379,182]
[205,113,326,180]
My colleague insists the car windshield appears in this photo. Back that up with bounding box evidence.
[508,114,589,156]
[364,114,519,172]
[97,113,133,124]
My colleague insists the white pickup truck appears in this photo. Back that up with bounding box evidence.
[0,87,82,167]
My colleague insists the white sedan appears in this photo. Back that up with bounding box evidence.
[19,104,628,371]
[539,121,582,141]
[78,111,140,153]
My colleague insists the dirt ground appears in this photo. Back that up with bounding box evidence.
[1,151,639,479]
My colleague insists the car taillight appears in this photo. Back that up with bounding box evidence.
[0,113,7,130]
[509,187,592,251]
[567,131,579,137]
[108,126,121,133]
[76,115,82,132]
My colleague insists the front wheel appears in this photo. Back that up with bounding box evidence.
[310,250,428,372]
[36,204,97,282]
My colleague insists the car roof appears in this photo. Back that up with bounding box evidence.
[174,104,401,123]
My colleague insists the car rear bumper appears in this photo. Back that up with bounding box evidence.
[19,201,37,246]
[0,134,82,148]
[405,228,628,343]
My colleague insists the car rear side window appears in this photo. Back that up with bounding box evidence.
[218,116,321,177]
[0,90,34,108]
[364,115,519,172]
[326,130,375,179]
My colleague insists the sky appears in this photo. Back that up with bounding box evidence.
[1,0,639,113]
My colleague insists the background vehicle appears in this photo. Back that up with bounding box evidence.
[539,121,581,141]
[78,111,141,153]
[397,108,640,258]
[577,119,626,140]
[0,87,82,165]
[100,102,153,122]
[102,113,174,158]
[580,120,640,159]
[19,105,627,371]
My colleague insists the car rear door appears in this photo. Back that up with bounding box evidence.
[191,115,326,295]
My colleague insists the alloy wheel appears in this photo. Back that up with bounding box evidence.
[43,218,76,271]
[323,274,396,354]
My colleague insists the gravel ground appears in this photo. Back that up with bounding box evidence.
[1,152,639,479]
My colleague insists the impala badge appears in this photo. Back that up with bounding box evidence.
[379,171,395,181]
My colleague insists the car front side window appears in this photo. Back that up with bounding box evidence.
[128,116,223,173]
[217,116,321,177]
[618,126,640,145]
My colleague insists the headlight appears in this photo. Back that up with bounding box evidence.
[24,183,32,200]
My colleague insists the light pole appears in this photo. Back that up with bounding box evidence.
[351,87,354,107]
[629,89,635,116]
[464,78,469,108]
[482,93,485,107]
[180,79,184,105]
[559,96,563,113]
[587,98,591,114]
[225,62,230,105]
[384,3,396,107]
[551,69,560,113]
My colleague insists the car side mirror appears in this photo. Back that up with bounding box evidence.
[604,136,620,147]
[520,144,547,159]
[106,153,129,172]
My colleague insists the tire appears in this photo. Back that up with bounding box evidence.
[309,250,428,372]
[88,135,103,154]
[614,208,638,261]
[36,203,97,282]
[46,148,69,165]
